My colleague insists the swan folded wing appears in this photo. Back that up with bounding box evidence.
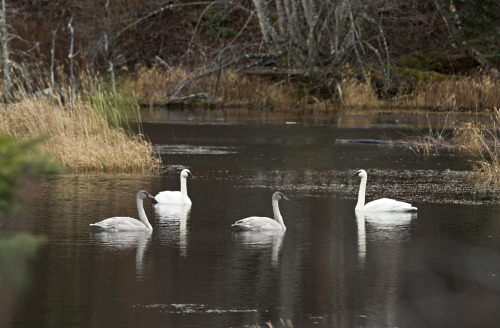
[364,198,417,212]
[90,217,149,231]
[232,216,283,231]
[155,191,191,205]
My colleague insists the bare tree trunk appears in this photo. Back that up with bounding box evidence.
[0,0,10,99]
[68,16,76,102]
[50,29,57,94]
[104,0,117,97]
[252,0,279,45]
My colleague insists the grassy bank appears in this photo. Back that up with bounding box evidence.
[0,88,161,173]
[129,66,500,112]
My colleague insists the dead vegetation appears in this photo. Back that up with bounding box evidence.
[452,113,500,189]
[129,65,500,113]
[0,76,161,173]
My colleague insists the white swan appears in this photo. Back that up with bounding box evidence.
[231,191,289,231]
[352,169,417,212]
[90,190,155,231]
[155,169,195,205]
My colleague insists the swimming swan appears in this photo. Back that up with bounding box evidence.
[352,169,417,212]
[155,169,195,205]
[90,190,155,231]
[231,191,289,231]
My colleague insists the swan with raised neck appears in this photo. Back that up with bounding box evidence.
[90,190,155,231]
[155,169,195,205]
[232,191,290,231]
[352,169,417,212]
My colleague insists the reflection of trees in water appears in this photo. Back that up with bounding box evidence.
[154,203,191,257]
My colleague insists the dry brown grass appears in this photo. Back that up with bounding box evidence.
[409,75,500,111]
[129,65,322,109]
[0,95,161,173]
[341,77,383,108]
[452,110,500,188]
[130,65,499,112]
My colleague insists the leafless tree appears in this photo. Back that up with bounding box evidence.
[68,15,76,102]
[0,0,10,98]
[250,0,391,80]
[103,0,116,97]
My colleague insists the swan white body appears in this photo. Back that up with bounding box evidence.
[90,190,155,231]
[353,169,417,212]
[232,192,289,231]
[155,169,195,205]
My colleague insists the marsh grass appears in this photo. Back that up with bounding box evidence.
[409,75,500,111]
[452,112,500,189]
[0,73,161,173]
[341,77,383,108]
[130,65,330,110]
[130,66,499,112]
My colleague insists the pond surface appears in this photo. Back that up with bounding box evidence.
[2,109,500,328]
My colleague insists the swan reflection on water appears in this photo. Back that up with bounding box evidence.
[154,203,191,257]
[355,211,417,265]
[91,230,152,276]
[232,230,285,266]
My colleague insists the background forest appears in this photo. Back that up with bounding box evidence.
[0,0,499,175]
[1,0,499,106]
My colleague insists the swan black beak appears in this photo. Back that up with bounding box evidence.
[188,172,195,179]
[352,171,360,177]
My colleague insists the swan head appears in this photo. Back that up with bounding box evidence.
[137,190,155,199]
[352,169,367,178]
[181,169,195,180]
[273,191,289,201]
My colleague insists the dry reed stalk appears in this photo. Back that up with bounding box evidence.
[453,112,500,188]
[341,78,382,108]
[130,65,499,111]
[0,97,161,173]
[409,75,500,110]
[130,66,316,109]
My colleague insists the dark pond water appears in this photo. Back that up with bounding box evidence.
[2,108,500,328]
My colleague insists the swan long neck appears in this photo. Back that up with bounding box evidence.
[356,175,367,210]
[137,198,153,230]
[180,176,188,200]
[272,199,286,230]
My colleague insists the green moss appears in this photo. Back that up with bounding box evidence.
[399,51,448,73]
[399,68,446,82]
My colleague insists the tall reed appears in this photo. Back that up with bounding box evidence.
[409,75,500,111]
[453,110,500,189]
[130,65,499,111]
[130,65,321,109]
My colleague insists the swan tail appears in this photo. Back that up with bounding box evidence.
[231,223,254,231]
[90,223,114,231]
